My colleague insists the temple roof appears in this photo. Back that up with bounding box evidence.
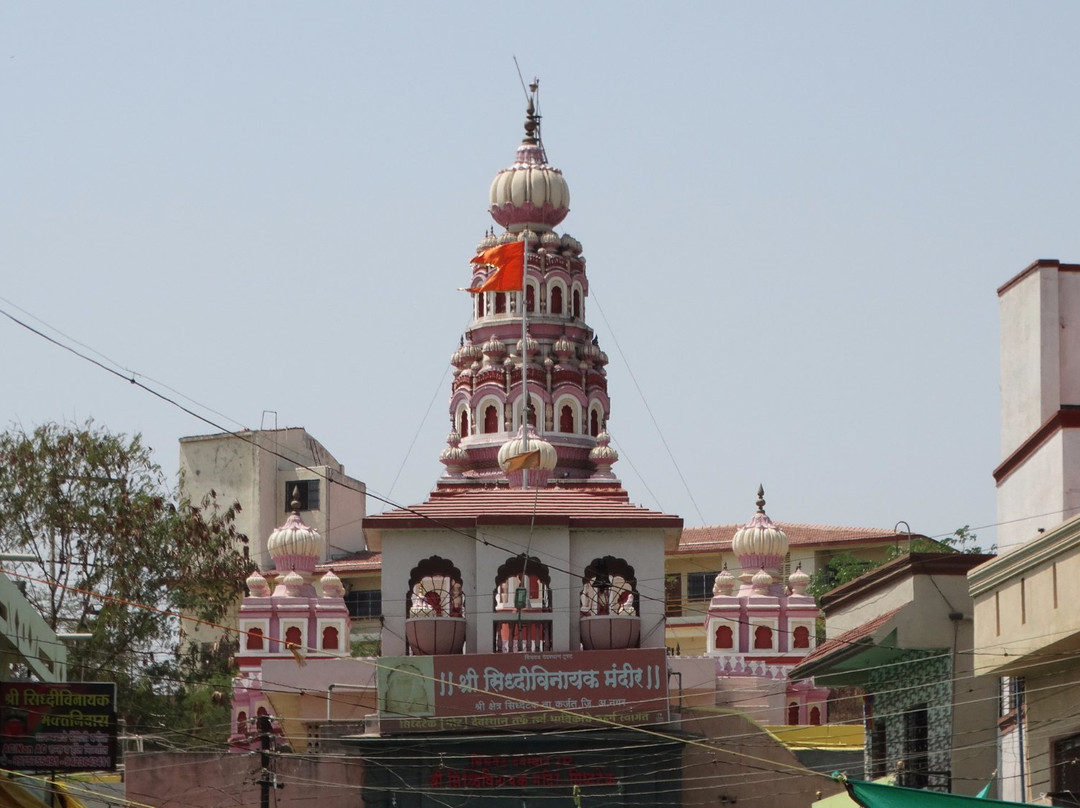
[364,487,682,547]
[675,523,912,555]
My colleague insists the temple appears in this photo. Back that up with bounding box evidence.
[216,87,841,808]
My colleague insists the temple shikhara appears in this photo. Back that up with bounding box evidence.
[214,86,841,808]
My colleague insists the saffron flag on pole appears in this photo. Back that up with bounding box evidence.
[504,448,542,472]
[467,241,525,293]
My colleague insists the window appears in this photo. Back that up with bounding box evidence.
[550,286,563,314]
[1002,676,1025,716]
[560,404,574,433]
[688,571,721,601]
[753,626,773,649]
[483,405,499,434]
[793,626,811,649]
[715,625,733,649]
[573,289,581,319]
[322,626,339,650]
[526,285,536,313]
[345,589,382,618]
[902,704,929,788]
[870,718,888,778]
[809,706,821,726]
[458,410,469,438]
[1053,734,1080,807]
[285,626,302,648]
[246,627,264,651]
[495,293,506,314]
[286,480,319,512]
[590,410,600,437]
[788,702,799,725]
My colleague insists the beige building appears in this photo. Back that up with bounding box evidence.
[791,553,998,795]
[970,258,1080,805]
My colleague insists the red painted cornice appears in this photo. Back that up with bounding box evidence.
[994,408,1080,483]
[997,258,1080,297]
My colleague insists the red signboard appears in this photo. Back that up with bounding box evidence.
[0,682,118,771]
[377,647,668,734]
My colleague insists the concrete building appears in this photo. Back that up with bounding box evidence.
[179,427,367,570]
[969,258,1080,805]
[791,553,998,795]
[178,427,367,650]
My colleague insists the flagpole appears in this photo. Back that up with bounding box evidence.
[521,226,530,489]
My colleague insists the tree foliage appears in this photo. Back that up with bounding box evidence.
[0,421,253,739]
[807,525,993,604]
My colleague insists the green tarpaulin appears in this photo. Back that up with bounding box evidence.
[843,778,1043,808]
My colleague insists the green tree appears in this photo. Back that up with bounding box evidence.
[807,526,993,604]
[0,421,253,744]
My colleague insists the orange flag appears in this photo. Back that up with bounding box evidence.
[467,241,525,293]
[504,448,542,472]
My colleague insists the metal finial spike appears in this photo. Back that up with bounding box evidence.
[756,484,766,514]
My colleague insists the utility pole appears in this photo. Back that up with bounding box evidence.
[255,714,284,808]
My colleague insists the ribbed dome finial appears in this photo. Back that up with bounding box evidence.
[731,485,788,585]
[489,80,569,232]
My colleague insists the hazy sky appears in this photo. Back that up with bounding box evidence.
[5,2,1079,548]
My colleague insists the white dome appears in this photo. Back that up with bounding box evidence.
[731,486,788,563]
[489,145,569,231]
[731,518,789,559]
[788,563,811,595]
[751,567,774,593]
[488,100,570,232]
[713,566,737,596]
[497,427,558,472]
[319,570,345,598]
[282,570,305,597]
[267,511,324,569]
[246,570,270,597]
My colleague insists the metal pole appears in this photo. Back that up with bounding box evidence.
[258,714,272,808]
[521,228,530,490]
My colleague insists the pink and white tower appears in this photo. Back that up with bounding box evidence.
[440,90,619,488]
[229,492,350,750]
[706,487,829,725]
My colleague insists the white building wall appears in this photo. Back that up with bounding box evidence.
[999,267,1059,457]
[998,264,1080,552]
[996,433,1066,552]
[570,529,667,649]
[474,526,571,652]
[379,529,477,658]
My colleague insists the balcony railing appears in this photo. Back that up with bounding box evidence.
[493,619,552,653]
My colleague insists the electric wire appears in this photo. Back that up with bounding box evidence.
[8,300,1080,798]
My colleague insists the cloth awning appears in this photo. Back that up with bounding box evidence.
[843,778,1041,808]
[0,777,89,808]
